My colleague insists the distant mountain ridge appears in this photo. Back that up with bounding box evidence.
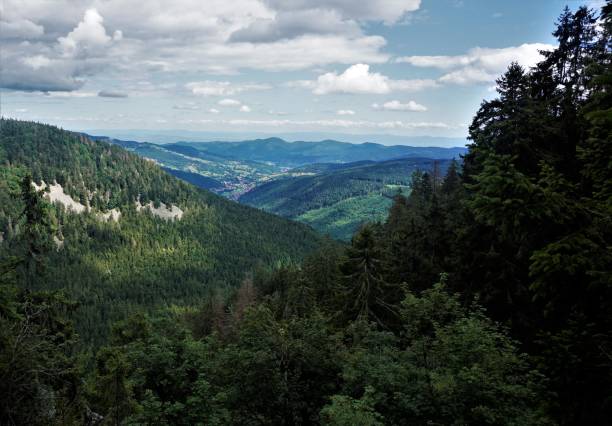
[87,134,281,198]
[167,137,467,167]
[83,129,467,146]
[86,133,464,239]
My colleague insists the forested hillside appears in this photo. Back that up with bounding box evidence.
[93,135,460,239]
[0,119,322,345]
[240,157,453,239]
[90,135,280,198]
[1,4,610,426]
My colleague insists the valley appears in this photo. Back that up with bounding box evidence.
[2,3,609,424]
[91,134,465,239]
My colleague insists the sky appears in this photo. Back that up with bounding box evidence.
[0,0,606,144]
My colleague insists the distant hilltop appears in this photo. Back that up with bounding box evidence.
[82,129,468,148]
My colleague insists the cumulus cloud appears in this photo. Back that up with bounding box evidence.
[239,105,252,112]
[58,9,120,58]
[397,43,554,85]
[294,64,438,95]
[1,0,404,93]
[208,108,220,114]
[186,81,270,96]
[0,7,122,91]
[337,109,355,115]
[98,90,128,98]
[372,100,427,112]
[314,64,389,94]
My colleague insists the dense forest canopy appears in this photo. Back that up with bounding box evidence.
[239,157,453,240]
[1,2,611,425]
[0,120,322,346]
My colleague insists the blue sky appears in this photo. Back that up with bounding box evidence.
[0,0,606,143]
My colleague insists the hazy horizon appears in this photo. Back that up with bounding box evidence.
[81,128,468,147]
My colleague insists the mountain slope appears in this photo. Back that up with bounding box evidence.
[167,138,467,167]
[89,134,281,198]
[0,119,322,345]
[240,157,453,239]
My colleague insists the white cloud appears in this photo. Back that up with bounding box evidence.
[193,35,388,73]
[216,98,251,112]
[296,64,438,95]
[22,55,51,69]
[0,19,44,39]
[229,9,360,43]
[439,68,496,85]
[173,102,200,110]
[314,64,389,94]
[372,100,427,112]
[186,81,270,96]
[1,0,405,92]
[44,91,97,98]
[58,9,119,58]
[337,109,355,115]
[209,118,449,130]
[218,98,242,106]
[263,0,421,24]
[397,43,554,85]
[208,108,220,114]
[0,7,124,91]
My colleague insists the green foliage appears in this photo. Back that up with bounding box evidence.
[0,185,84,426]
[0,119,322,345]
[297,194,393,241]
[1,4,610,424]
[241,158,452,240]
[327,284,550,426]
[320,387,383,426]
[451,5,612,423]
[338,225,400,326]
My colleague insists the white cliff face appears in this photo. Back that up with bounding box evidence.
[53,235,64,250]
[31,181,184,222]
[32,181,87,213]
[135,200,184,221]
[97,208,122,222]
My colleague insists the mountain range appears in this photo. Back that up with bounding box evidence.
[84,129,467,147]
[89,134,465,238]
[166,138,466,167]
